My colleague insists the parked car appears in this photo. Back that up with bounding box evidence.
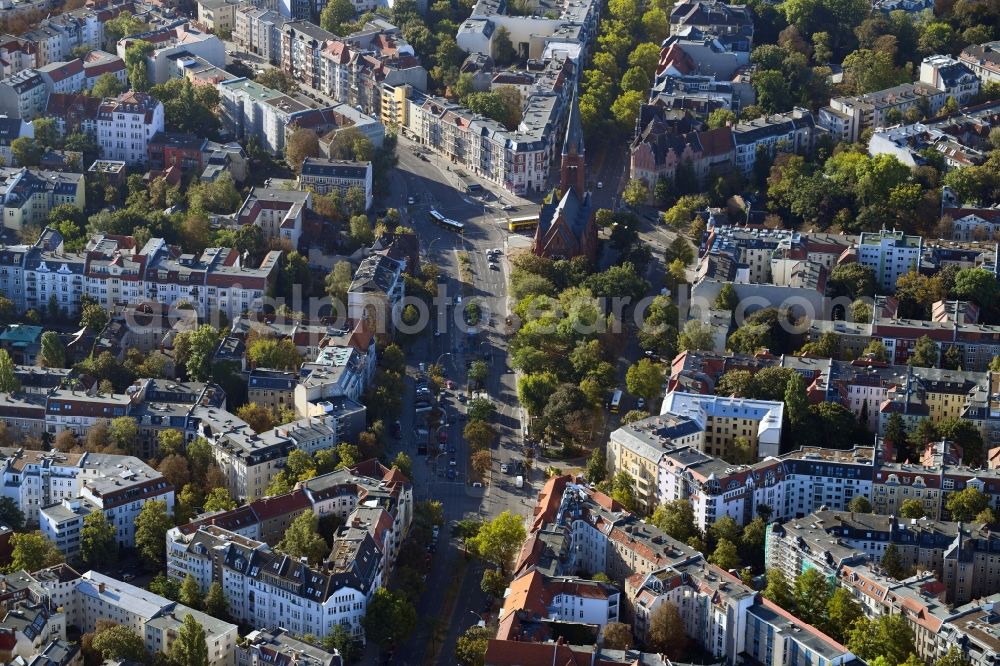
[500,463,509,474]
[407,196,415,205]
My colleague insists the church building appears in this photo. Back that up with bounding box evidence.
[532,94,598,262]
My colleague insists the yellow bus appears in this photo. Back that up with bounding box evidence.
[508,214,539,233]
[609,389,623,413]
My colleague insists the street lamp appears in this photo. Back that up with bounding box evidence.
[435,352,452,369]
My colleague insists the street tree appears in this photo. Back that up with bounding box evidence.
[455,626,492,666]
[481,569,506,598]
[625,358,664,405]
[464,420,497,451]
[467,511,527,576]
[364,588,417,647]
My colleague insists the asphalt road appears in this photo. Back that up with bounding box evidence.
[380,134,544,666]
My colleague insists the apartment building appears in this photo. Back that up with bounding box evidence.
[234,7,287,65]
[347,254,404,332]
[731,107,817,174]
[194,405,296,501]
[960,40,1000,84]
[500,570,620,632]
[0,227,282,320]
[868,99,1000,169]
[0,569,68,662]
[59,571,238,666]
[0,116,32,167]
[219,77,314,154]
[516,477,859,666]
[116,23,226,86]
[669,0,754,47]
[239,628,340,666]
[96,92,165,166]
[628,560,756,662]
[82,50,127,90]
[147,131,250,182]
[198,0,240,34]
[919,54,981,105]
[295,351,368,414]
[606,414,703,512]
[0,70,50,120]
[766,510,1000,606]
[280,21,336,91]
[35,60,85,95]
[247,368,297,411]
[0,167,84,232]
[234,186,311,247]
[0,38,34,80]
[8,4,129,72]
[660,391,784,459]
[299,158,373,210]
[169,523,379,641]
[629,106,735,192]
[857,229,923,292]
[44,92,101,138]
[167,462,412,641]
[0,448,174,540]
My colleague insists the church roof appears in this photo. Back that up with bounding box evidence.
[562,92,585,157]
[536,187,592,255]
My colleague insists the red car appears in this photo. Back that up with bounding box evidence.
[438,431,449,444]
[446,380,456,389]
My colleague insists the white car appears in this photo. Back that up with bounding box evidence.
[500,463,509,474]
[637,398,646,409]
[407,196,415,205]
[597,181,604,189]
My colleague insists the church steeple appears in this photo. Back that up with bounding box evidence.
[560,91,586,195]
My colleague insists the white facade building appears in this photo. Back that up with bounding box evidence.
[856,229,923,293]
[96,92,165,166]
